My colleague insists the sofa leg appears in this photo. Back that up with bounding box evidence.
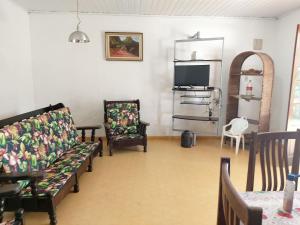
[0,198,4,223]
[73,174,80,193]
[144,145,147,152]
[48,203,57,225]
[74,183,80,193]
[49,211,57,225]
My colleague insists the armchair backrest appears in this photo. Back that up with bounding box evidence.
[0,107,79,173]
[104,100,140,136]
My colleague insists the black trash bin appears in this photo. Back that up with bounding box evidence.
[181,130,194,148]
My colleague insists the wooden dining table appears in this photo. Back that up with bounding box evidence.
[239,191,300,225]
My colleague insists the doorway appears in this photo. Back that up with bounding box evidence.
[287,25,300,131]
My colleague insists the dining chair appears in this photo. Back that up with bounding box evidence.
[221,117,248,155]
[246,130,300,192]
[217,157,262,225]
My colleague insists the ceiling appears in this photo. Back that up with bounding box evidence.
[13,0,300,18]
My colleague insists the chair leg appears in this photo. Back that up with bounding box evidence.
[143,137,147,152]
[230,138,233,148]
[235,137,241,155]
[220,135,224,148]
[99,137,103,157]
[242,135,245,151]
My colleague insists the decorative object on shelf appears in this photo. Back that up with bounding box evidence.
[105,32,143,61]
[68,0,90,43]
[226,51,274,135]
[188,31,200,40]
[241,69,262,75]
[246,80,253,96]
[221,117,248,155]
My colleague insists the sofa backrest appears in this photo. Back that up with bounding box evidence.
[104,100,140,136]
[0,107,79,173]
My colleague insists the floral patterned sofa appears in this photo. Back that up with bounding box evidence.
[0,103,102,225]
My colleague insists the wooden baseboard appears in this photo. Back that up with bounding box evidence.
[82,136,220,142]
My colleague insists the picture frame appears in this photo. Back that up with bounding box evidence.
[105,32,143,61]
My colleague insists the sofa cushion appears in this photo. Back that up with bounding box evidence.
[18,142,98,197]
[20,170,73,197]
[106,103,139,136]
[0,107,79,173]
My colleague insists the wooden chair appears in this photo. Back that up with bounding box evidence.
[104,100,149,156]
[246,130,300,192]
[217,157,262,225]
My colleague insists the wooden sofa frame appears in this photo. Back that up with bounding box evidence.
[0,103,103,225]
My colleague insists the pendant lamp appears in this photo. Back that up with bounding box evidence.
[68,0,90,43]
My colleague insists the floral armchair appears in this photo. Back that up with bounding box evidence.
[104,100,149,156]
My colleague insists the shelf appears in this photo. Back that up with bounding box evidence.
[180,101,210,105]
[231,73,263,76]
[230,95,262,101]
[181,95,211,98]
[248,119,259,125]
[174,59,222,62]
[173,115,219,121]
[173,87,216,92]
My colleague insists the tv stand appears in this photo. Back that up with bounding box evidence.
[172,86,215,91]
[172,36,224,136]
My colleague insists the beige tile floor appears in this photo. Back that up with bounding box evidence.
[7,137,260,225]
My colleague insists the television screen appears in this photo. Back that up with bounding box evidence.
[174,65,210,87]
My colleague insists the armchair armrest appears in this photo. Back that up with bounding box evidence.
[76,125,102,142]
[140,120,150,126]
[139,120,150,136]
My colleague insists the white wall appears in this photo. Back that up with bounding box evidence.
[29,13,277,135]
[271,9,300,131]
[0,0,34,119]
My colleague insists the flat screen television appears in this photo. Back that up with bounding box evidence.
[174,65,210,87]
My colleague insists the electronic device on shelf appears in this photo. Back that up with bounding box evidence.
[174,64,210,87]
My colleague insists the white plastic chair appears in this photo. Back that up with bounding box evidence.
[221,117,248,155]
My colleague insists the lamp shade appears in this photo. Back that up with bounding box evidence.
[68,30,90,43]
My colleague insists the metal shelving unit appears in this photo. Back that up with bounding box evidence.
[172,35,224,136]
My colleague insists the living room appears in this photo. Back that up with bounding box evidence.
[1,0,300,225]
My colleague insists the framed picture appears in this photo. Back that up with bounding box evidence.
[105,32,143,61]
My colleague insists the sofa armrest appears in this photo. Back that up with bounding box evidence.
[0,171,45,183]
[76,125,102,142]
[0,171,45,196]
[0,183,21,197]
